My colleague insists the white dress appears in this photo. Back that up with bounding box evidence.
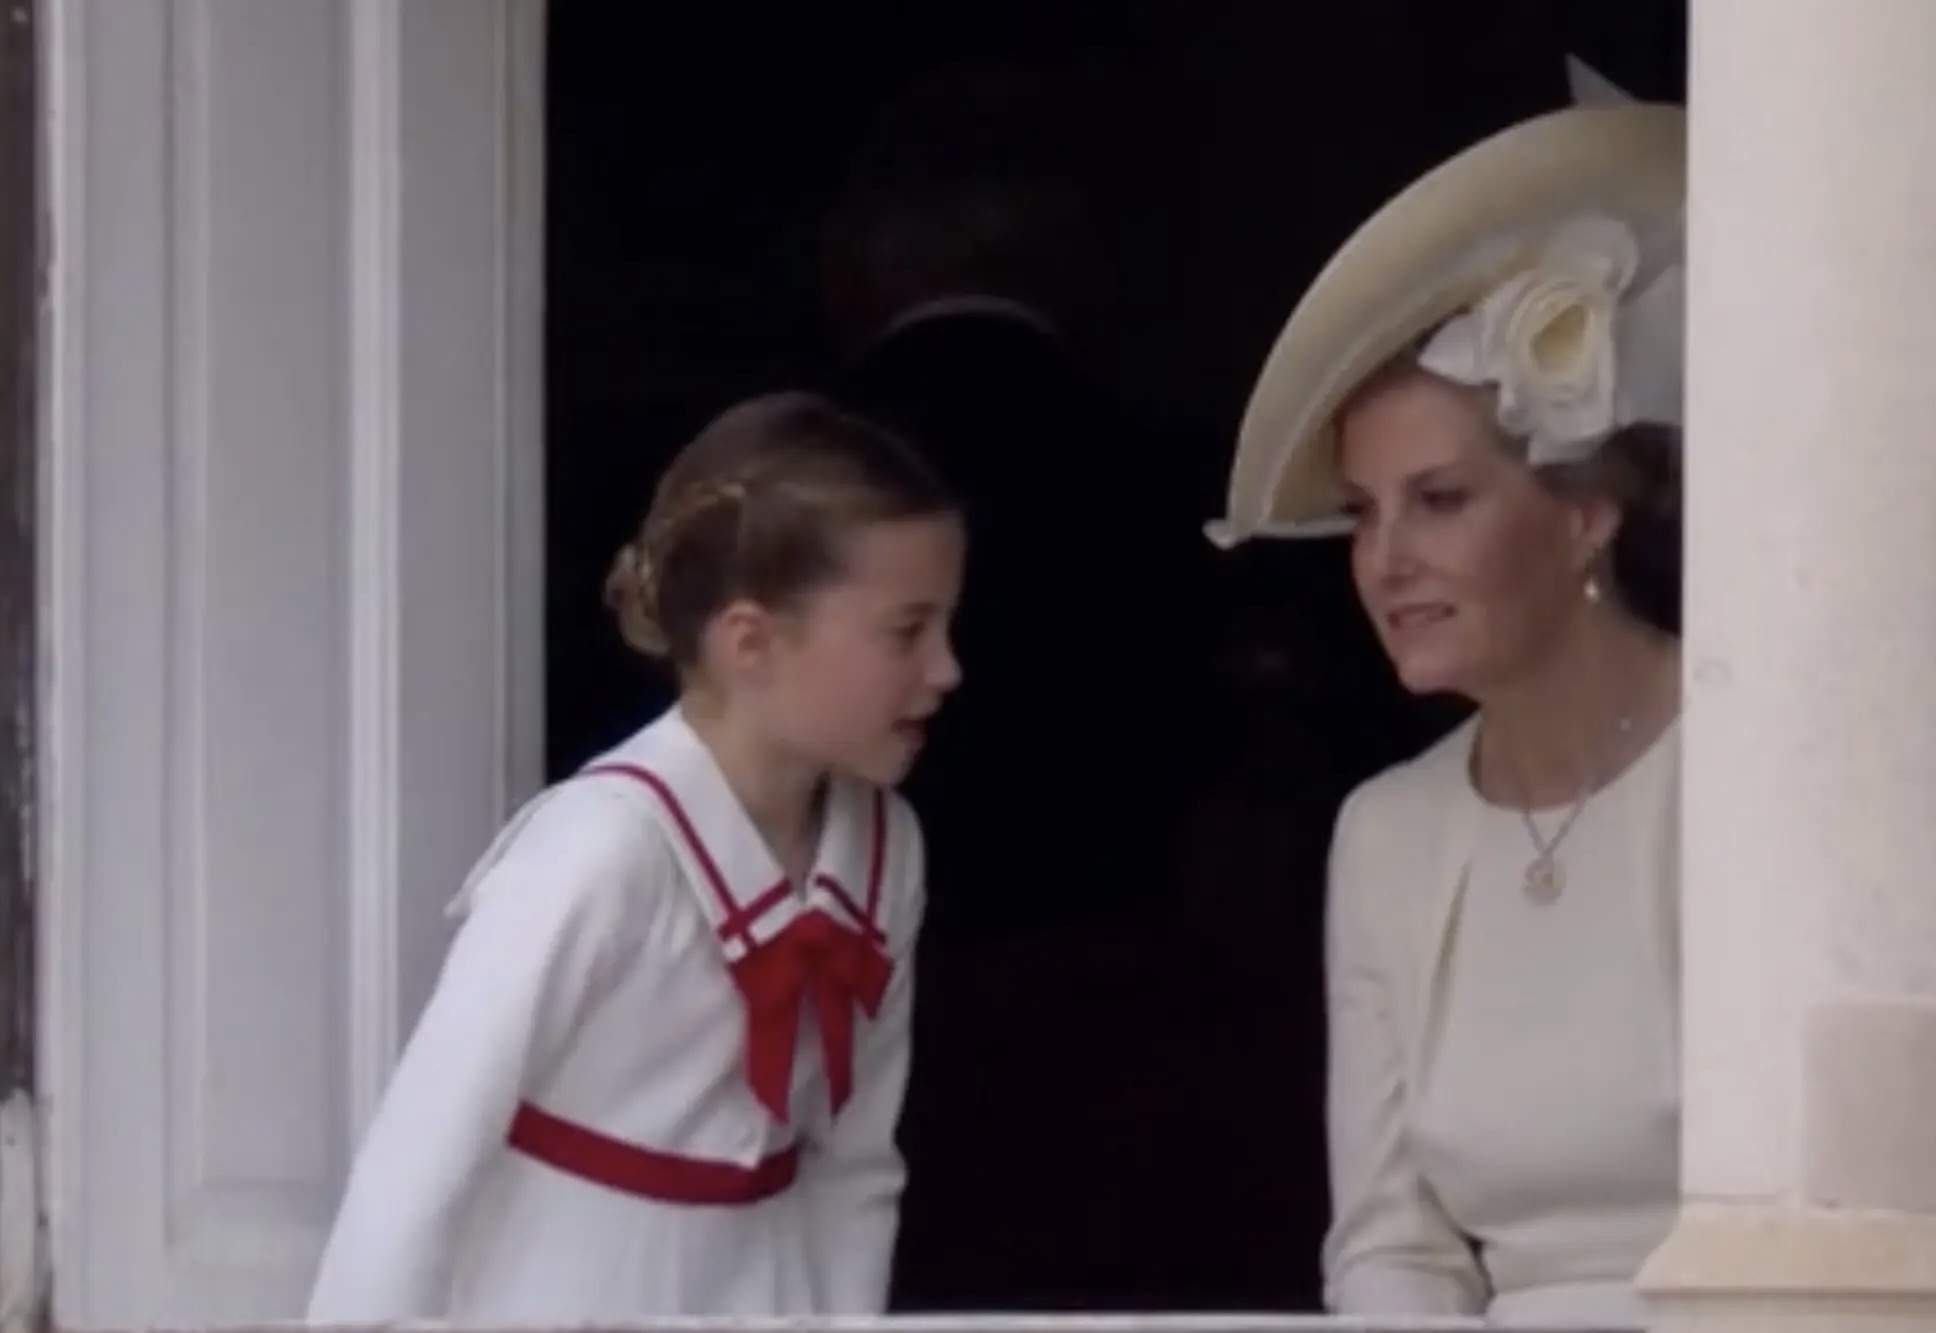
[1323,717,1680,1324]
[306,707,925,1322]
[1412,723,1680,1324]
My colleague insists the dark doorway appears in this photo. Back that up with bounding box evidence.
[543,0,1684,1311]
[1,0,38,1113]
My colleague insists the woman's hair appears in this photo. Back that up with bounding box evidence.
[604,391,956,669]
[1537,422,1682,636]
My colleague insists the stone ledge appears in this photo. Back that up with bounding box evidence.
[1641,1200,1936,1331]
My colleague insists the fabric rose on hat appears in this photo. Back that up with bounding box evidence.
[1418,215,1642,465]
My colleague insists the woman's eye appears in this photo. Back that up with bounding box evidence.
[1420,487,1468,514]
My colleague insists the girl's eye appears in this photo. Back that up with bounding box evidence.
[1339,498,1370,524]
[1420,487,1468,514]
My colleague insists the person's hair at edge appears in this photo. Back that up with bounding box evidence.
[604,391,958,671]
[1340,356,1683,637]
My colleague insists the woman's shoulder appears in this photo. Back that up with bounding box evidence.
[1338,713,1481,833]
[1326,716,1480,940]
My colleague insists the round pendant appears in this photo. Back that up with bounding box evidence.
[1524,855,1565,904]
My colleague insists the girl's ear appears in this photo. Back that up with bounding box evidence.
[704,599,801,684]
[704,598,781,680]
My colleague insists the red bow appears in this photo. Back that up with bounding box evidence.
[729,909,893,1123]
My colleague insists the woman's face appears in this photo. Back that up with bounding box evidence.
[1336,368,1616,699]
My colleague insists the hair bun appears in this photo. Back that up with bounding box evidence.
[603,540,670,659]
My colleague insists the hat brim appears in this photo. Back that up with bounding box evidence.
[1208,103,1687,548]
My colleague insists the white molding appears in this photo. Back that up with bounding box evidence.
[501,0,547,812]
[345,0,404,1139]
[0,1093,44,1330]
[37,0,88,1321]
[161,0,213,1241]
[40,1,548,1318]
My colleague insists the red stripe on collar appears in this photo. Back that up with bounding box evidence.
[585,761,891,949]
[815,874,888,946]
[716,879,794,945]
[581,762,760,944]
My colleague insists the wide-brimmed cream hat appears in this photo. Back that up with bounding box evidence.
[1207,102,1686,546]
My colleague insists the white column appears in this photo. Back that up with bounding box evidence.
[1642,1,1936,1328]
[40,1,543,1322]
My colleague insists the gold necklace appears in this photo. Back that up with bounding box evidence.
[1502,714,1634,905]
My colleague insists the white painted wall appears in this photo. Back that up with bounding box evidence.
[38,1,544,1323]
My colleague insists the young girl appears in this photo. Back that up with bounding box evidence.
[306,392,964,1321]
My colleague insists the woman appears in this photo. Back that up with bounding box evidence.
[1209,103,1686,1324]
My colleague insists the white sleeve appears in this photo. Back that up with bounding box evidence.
[305,790,656,1322]
[798,813,925,1313]
[1322,786,1488,1316]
